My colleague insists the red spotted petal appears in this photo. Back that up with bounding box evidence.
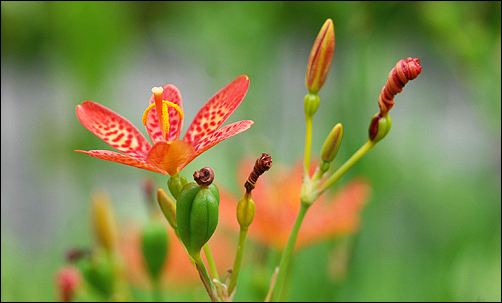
[145,84,184,143]
[184,120,254,168]
[146,140,195,176]
[75,150,167,174]
[182,75,250,146]
[76,101,152,157]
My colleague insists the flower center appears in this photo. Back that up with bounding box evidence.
[142,87,184,140]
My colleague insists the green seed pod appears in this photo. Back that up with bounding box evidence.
[176,168,220,257]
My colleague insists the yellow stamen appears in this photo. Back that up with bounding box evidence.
[142,103,156,125]
[142,100,184,139]
[161,101,184,135]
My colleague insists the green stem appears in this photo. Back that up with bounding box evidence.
[303,114,313,175]
[203,243,220,282]
[152,278,162,302]
[192,252,218,301]
[228,227,249,294]
[270,202,310,301]
[316,140,375,197]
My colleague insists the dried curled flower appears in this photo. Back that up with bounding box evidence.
[193,167,215,187]
[244,153,272,193]
[378,57,422,115]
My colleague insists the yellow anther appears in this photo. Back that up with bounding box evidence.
[142,103,156,125]
[161,101,184,135]
[142,100,184,138]
[162,102,170,134]
[163,101,184,120]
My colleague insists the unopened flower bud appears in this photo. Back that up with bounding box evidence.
[306,18,335,94]
[141,220,169,281]
[321,123,343,163]
[369,113,392,143]
[91,190,118,252]
[55,265,82,302]
[157,188,177,229]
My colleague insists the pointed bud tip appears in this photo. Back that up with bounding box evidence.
[306,18,336,93]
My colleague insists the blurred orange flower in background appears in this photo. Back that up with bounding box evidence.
[119,218,235,290]
[219,157,372,251]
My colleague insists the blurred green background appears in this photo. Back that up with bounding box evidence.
[1,1,500,301]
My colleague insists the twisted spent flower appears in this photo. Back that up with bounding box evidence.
[378,57,422,115]
[244,153,272,193]
[75,75,253,176]
[193,167,215,187]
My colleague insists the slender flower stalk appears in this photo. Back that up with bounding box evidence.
[302,113,314,175]
[270,202,309,301]
[311,140,376,202]
[203,244,220,282]
[193,252,219,302]
[229,154,272,295]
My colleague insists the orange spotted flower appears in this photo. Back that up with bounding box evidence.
[76,75,253,176]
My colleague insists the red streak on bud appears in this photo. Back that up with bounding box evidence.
[306,19,335,93]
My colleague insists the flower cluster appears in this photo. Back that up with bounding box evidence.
[64,17,422,302]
